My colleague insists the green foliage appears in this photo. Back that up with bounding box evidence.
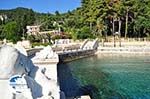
[0,7,36,41]
[77,26,95,39]
[51,35,62,40]
[27,34,43,43]
[0,1,150,42]
[79,0,150,38]
[68,28,78,40]
[31,42,51,48]
[51,33,72,41]
[2,21,20,43]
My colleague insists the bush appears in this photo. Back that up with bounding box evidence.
[32,42,51,48]
[76,26,95,39]
[27,35,41,42]
[2,21,21,43]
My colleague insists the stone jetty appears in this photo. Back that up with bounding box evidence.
[0,39,99,99]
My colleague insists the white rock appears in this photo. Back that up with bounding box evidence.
[33,45,56,60]
[0,45,61,99]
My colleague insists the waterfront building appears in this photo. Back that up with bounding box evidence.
[26,25,61,35]
[26,25,40,35]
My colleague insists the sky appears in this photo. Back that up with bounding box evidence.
[0,0,81,13]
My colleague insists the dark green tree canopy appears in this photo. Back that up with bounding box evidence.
[0,1,150,42]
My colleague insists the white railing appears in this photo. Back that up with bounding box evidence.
[98,47,150,52]
[82,38,99,50]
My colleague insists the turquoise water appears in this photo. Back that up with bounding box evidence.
[66,54,150,99]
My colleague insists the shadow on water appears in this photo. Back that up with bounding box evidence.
[57,55,128,99]
[57,62,98,98]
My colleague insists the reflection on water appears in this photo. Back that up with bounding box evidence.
[59,54,150,99]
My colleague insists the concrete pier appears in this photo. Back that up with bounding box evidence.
[31,45,61,99]
[57,39,99,62]
[32,58,59,81]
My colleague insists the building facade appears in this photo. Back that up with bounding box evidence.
[26,25,40,35]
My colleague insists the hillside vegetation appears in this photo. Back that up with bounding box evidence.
[0,0,150,43]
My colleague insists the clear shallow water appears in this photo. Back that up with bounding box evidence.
[66,54,150,99]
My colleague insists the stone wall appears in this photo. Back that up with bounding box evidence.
[59,49,96,62]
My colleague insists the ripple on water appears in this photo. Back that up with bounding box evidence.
[66,55,150,99]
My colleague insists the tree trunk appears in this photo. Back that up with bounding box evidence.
[112,18,115,35]
[113,17,116,47]
[118,17,121,47]
[90,22,92,31]
[22,28,25,39]
[105,30,108,41]
[125,9,128,38]
[98,29,102,37]
[143,28,146,37]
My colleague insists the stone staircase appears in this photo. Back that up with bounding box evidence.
[82,38,99,50]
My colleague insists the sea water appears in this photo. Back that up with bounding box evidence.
[59,54,150,99]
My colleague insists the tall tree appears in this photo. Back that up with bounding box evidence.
[2,21,20,42]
